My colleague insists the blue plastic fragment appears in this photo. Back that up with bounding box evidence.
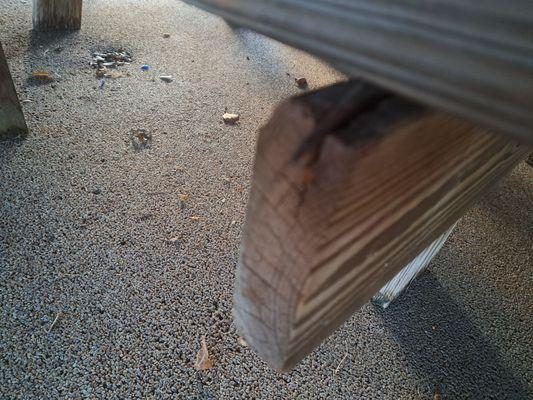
[141,65,150,71]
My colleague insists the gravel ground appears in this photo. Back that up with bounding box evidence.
[1,1,532,399]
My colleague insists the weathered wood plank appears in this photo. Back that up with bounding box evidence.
[185,0,533,145]
[0,43,28,141]
[234,80,529,371]
[372,223,457,309]
[33,0,82,31]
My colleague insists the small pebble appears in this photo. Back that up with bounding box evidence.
[159,75,173,83]
[222,113,239,124]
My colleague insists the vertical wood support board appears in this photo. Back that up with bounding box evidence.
[235,80,529,371]
[372,222,457,309]
[0,43,28,141]
[33,0,82,31]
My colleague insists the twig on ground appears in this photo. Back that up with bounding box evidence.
[333,352,349,374]
[47,313,61,334]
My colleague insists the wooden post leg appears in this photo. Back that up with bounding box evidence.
[372,222,457,309]
[235,80,529,371]
[33,0,83,31]
[0,43,28,141]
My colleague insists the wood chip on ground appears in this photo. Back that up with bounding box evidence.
[194,337,213,371]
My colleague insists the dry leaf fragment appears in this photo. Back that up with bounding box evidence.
[178,194,190,210]
[295,77,308,88]
[130,128,152,151]
[190,216,202,221]
[222,113,240,124]
[195,337,213,371]
[105,70,128,79]
[32,71,54,81]
[433,385,442,400]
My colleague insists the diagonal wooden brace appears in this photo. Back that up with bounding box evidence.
[234,80,529,371]
[372,222,457,309]
[0,42,28,141]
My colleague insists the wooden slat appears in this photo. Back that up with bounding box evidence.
[234,80,529,371]
[33,0,83,31]
[0,43,28,141]
[185,0,533,145]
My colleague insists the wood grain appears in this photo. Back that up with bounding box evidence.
[234,80,529,371]
[185,0,533,145]
[33,0,82,31]
[0,42,28,141]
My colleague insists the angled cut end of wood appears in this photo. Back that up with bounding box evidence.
[234,80,529,371]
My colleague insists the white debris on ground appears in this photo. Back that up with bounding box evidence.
[222,113,240,124]
[90,49,132,78]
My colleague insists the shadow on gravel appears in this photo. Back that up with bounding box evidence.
[480,163,533,243]
[379,271,530,399]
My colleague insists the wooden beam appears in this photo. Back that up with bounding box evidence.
[234,80,529,371]
[185,0,533,145]
[372,222,457,309]
[0,43,28,141]
[33,0,82,31]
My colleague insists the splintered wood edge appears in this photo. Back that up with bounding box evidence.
[234,80,529,371]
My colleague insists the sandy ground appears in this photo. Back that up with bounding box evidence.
[1,0,532,398]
